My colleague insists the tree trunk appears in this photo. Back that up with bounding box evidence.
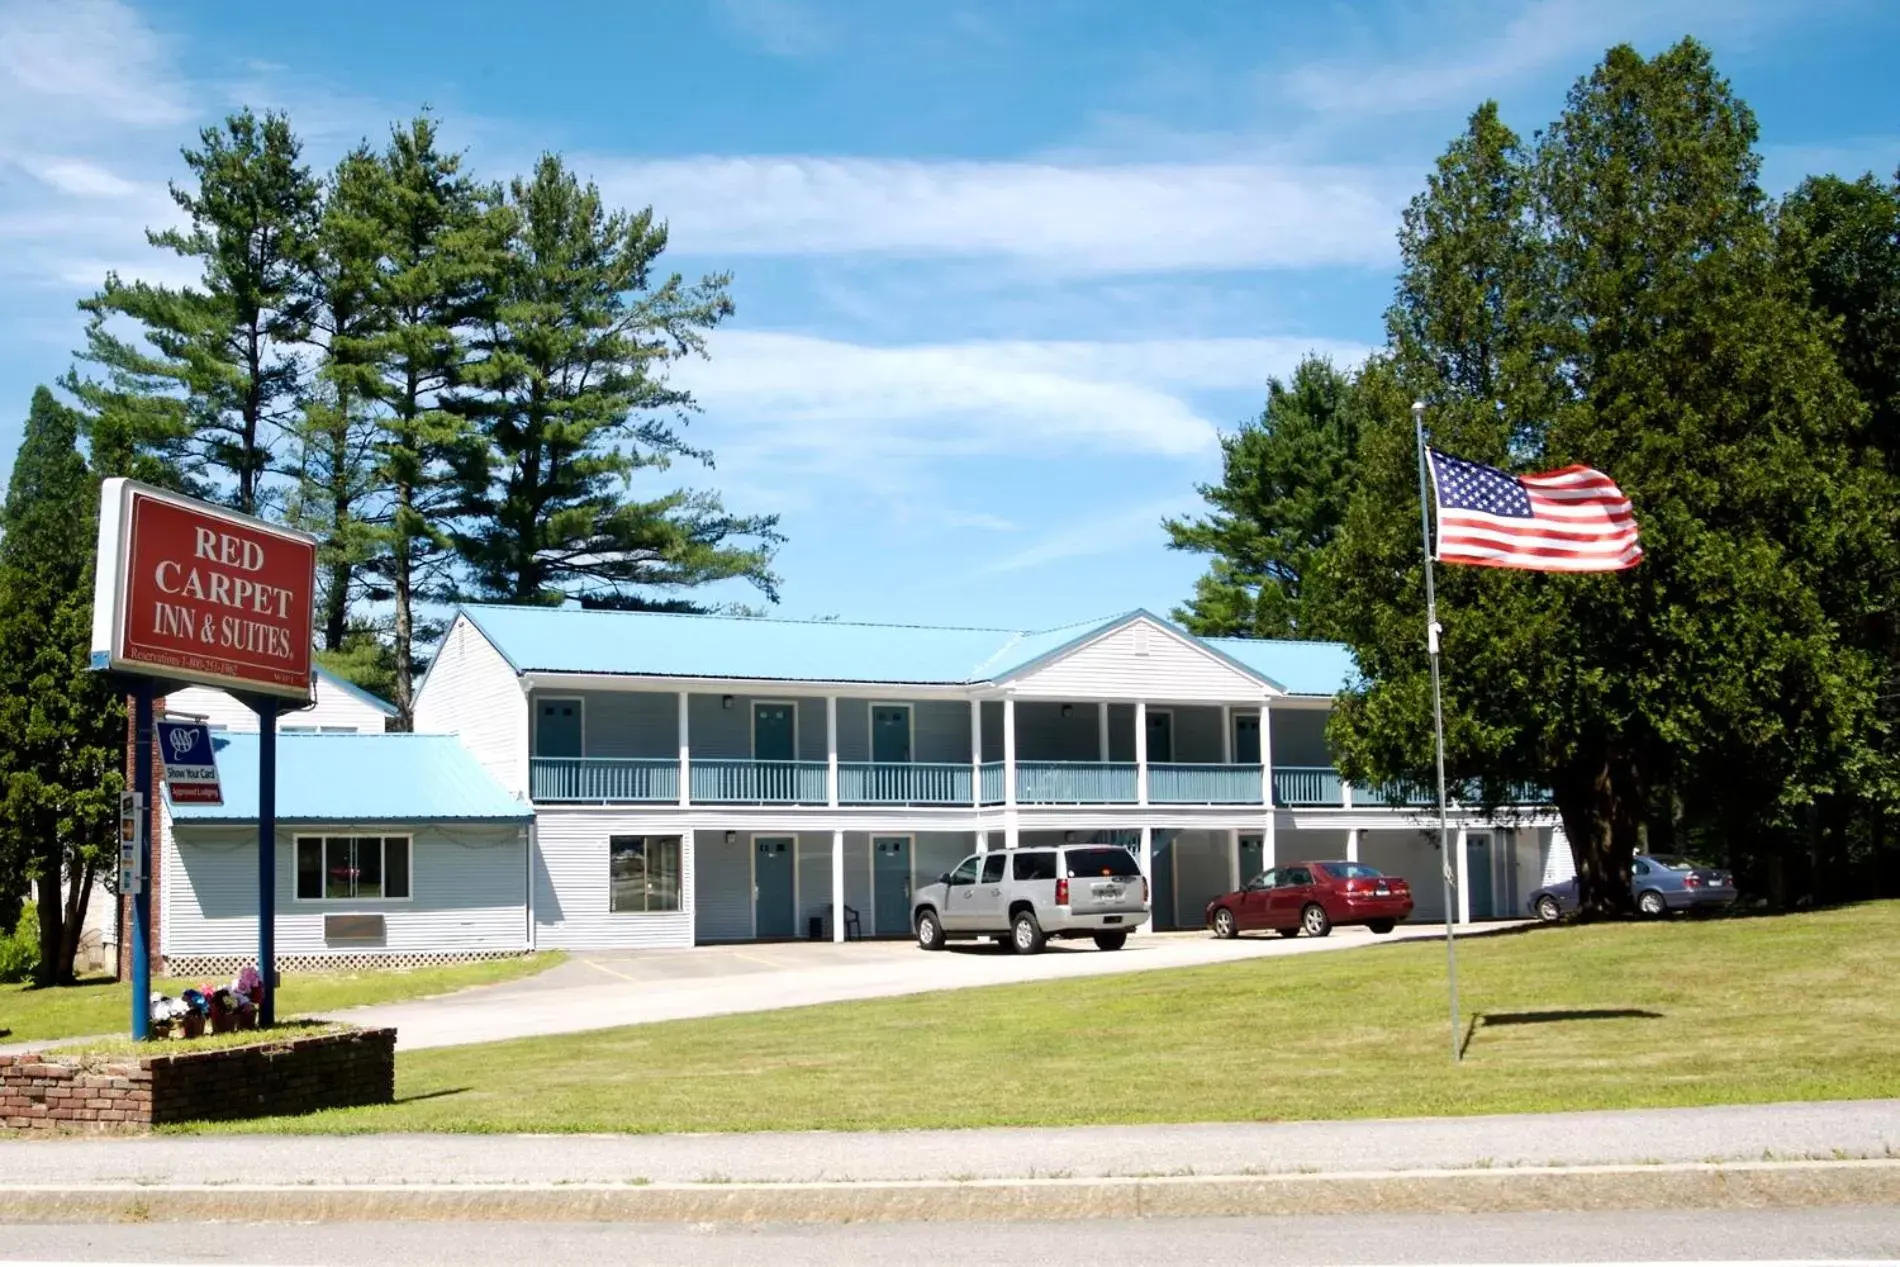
[1554,747,1643,920]
[323,557,351,651]
[393,491,415,732]
[57,857,92,981]
[33,856,67,987]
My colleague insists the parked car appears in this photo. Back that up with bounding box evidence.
[911,844,1150,954]
[1528,854,1737,921]
[1204,861,1414,940]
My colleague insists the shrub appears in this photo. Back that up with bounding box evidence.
[0,902,39,984]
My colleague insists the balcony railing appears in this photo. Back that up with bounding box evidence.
[531,757,678,803]
[979,762,1005,804]
[1273,765,1344,806]
[690,759,829,804]
[1016,761,1139,804]
[1149,763,1264,804]
[838,762,972,805]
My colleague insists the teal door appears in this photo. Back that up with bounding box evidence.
[754,703,796,760]
[754,837,795,938]
[873,837,911,936]
[1146,711,1174,762]
[1150,831,1176,930]
[536,698,582,757]
[871,706,912,763]
[1238,834,1264,886]
[1466,833,1494,920]
[1233,714,1261,764]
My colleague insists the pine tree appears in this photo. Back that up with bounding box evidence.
[1165,355,1366,638]
[65,109,319,512]
[453,154,778,609]
[0,390,124,984]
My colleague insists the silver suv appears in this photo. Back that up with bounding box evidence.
[912,845,1150,954]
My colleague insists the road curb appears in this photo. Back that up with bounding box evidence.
[0,1159,1895,1224]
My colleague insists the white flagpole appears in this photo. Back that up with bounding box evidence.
[1412,401,1462,1062]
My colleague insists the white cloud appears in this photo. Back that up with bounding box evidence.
[0,0,191,131]
[711,0,834,58]
[593,155,1410,273]
[979,497,1201,575]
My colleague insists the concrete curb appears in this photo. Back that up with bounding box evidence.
[0,1159,1894,1224]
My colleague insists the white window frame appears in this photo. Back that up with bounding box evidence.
[751,699,799,761]
[293,834,414,904]
[1146,707,1176,763]
[608,833,685,915]
[867,701,916,764]
[534,695,586,757]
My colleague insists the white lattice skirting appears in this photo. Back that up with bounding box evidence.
[163,949,535,978]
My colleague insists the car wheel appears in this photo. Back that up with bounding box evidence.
[1092,931,1128,951]
[1535,895,1563,923]
[915,908,945,951]
[1638,890,1667,918]
[1366,919,1395,935]
[1011,909,1046,955]
[1211,907,1238,940]
[1301,904,1332,938]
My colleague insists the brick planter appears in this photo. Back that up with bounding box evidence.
[0,1027,395,1132]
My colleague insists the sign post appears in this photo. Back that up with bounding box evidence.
[92,479,315,1039]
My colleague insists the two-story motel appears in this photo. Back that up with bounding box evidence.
[145,606,1573,974]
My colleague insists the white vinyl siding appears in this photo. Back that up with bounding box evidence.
[1006,617,1270,703]
[692,830,753,942]
[414,615,531,798]
[167,674,390,735]
[162,821,528,957]
[531,809,695,949]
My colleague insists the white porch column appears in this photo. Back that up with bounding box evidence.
[1220,706,1232,765]
[977,831,988,854]
[1455,825,1471,926]
[831,828,845,943]
[1134,700,1149,806]
[1347,827,1361,863]
[970,698,983,808]
[826,696,839,809]
[1228,827,1241,891]
[1341,777,1353,809]
[1003,695,1019,850]
[1139,825,1154,921]
[1097,702,1109,763]
[677,691,691,808]
[1260,702,1276,869]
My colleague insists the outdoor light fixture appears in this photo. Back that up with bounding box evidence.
[722,695,734,709]
[725,831,737,844]
[1060,704,1073,718]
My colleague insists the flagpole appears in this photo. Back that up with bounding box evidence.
[1412,401,1462,1063]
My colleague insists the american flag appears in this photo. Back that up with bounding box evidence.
[1427,448,1642,572]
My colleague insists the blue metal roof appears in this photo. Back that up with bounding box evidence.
[1203,637,1359,696]
[457,603,1356,698]
[168,733,530,823]
[314,667,399,717]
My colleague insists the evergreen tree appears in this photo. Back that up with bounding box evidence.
[1317,41,1893,915]
[66,109,319,512]
[293,146,388,651]
[0,390,123,984]
[355,116,506,727]
[454,155,778,609]
[1165,356,1365,638]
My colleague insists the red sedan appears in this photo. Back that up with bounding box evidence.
[1205,861,1413,939]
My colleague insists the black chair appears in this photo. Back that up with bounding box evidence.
[829,903,863,941]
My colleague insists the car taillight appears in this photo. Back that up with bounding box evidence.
[1684,874,1702,889]
[1141,877,1149,904]
[1056,878,1069,905]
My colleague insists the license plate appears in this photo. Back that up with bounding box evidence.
[1375,886,1390,896]
[1096,885,1123,899]
[1103,915,1123,924]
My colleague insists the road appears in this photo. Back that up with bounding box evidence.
[2,1208,1897,1265]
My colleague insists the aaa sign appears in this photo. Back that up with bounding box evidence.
[91,479,317,700]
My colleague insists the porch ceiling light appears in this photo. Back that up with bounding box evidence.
[1060,704,1073,718]
[725,831,737,844]
[722,695,734,709]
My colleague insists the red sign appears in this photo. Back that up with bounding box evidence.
[92,481,317,700]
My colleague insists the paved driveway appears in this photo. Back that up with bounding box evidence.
[334,923,1512,1050]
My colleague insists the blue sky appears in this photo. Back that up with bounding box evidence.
[1,0,1895,632]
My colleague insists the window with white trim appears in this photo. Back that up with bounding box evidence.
[294,835,412,901]
[609,835,683,913]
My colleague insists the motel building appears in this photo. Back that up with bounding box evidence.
[138,607,1576,975]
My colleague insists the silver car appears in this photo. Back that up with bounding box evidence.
[912,845,1151,954]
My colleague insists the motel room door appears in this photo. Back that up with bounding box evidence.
[754,837,795,939]
[872,836,912,937]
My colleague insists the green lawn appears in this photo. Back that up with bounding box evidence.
[0,953,564,1045]
[204,902,1900,1135]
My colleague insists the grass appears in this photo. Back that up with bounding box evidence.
[192,901,1900,1136]
[48,1022,345,1060]
[0,953,565,1045]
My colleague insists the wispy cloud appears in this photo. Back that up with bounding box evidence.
[677,330,1373,479]
[711,0,834,58]
[594,155,1411,274]
[979,497,1200,575]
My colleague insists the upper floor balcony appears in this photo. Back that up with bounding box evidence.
[524,686,1550,811]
